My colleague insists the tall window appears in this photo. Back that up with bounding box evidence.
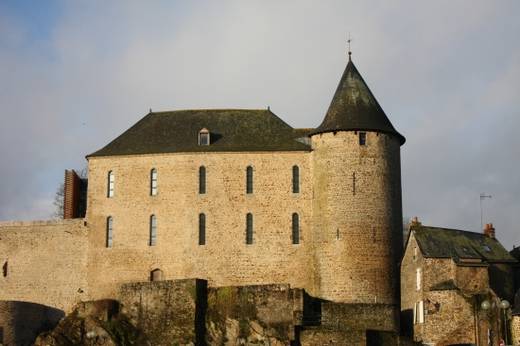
[246,213,253,245]
[107,171,115,197]
[292,213,300,244]
[199,166,206,194]
[199,213,206,245]
[150,169,158,196]
[414,301,425,324]
[106,216,113,248]
[416,268,422,291]
[292,165,300,193]
[246,166,253,194]
[359,132,367,146]
[149,215,157,246]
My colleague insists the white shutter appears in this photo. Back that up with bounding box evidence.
[416,268,422,291]
[418,300,425,323]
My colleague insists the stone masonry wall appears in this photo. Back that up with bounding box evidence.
[512,315,520,346]
[311,131,402,308]
[0,219,88,311]
[86,151,314,300]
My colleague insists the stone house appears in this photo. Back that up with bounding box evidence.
[1,54,407,345]
[401,220,518,346]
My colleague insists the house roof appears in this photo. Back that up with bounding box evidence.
[310,58,405,145]
[87,109,311,157]
[411,224,517,264]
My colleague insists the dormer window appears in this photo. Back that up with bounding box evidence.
[198,128,210,146]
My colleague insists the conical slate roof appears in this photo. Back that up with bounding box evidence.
[312,58,405,145]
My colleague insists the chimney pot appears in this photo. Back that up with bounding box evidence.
[483,223,495,238]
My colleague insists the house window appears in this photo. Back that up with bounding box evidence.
[292,213,300,244]
[149,215,157,246]
[106,216,113,248]
[359,132,366,145]
[246,166,253,194]
[413,246,417,261]
[199,213,206,245]
[292,165,300,193]
[2,261,7,277]
[416,268,422,291]
[107,171,115,197]
[414,301,425,324]
[198,128,210,145]
[246,213,253,245]
[199,166,206,194]
[150,169,158,196]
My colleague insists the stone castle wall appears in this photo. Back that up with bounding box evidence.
[0,219,88,311]
[311,131,402,307]
[85,151,315,300]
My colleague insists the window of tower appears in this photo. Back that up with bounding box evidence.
[246,213,253,245]
[107,171,115,197]
[359,132,367,145]
[149,214,157,246]
[199,213,206,245]
[292,213,300,244]
[150,168,158,196]
[106,216,113,248]
[246,166,253,194]
[199,166,206,194]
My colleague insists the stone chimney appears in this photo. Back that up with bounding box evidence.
[63,170,80,219]
[483,223,495,239]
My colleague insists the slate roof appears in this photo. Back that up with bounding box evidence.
[311,58,405,145]
[411,224,517,264]
[88,109,311,157]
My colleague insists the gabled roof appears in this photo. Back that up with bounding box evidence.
[87,109,311,157]
[311,58,405,145]
[411,224,517,264]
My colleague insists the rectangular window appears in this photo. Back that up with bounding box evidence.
[246,213,253,245]
[413,246,417,261]
[292,213,300,244]
[150,169,158,196]
[416,268,422,291]
[199,166,206,194]
[149,215,157,246]
[107,171,115,197]
[292,165,300,193]
[359,132,366,146]
[199,213,206,245]
[418,300,425,324]
[246,166,253,194]
[106,216,113,248]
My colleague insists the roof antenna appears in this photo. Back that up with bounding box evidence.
[149,108,153,113]
[347,33,352,61]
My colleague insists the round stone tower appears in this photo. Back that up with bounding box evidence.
[310,56,405,311]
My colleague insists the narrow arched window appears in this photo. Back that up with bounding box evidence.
[199,166,206,194]
[107,171,115,197]
[149,215,157,246]
[150,169,158,196]
[199,213,206,245]
[246,166,253,194]
[292,213,300,244]
[292,165,299,193]
[106,216,113,248]
[246,213,253,245]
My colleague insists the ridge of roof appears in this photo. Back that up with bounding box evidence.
[310,59,405,145]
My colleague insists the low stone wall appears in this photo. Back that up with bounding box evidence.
[119,279,206,345]
[321,303,398,333]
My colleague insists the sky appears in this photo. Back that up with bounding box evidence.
[1,1,519,249]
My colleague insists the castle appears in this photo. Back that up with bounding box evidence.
[15,50,520,345]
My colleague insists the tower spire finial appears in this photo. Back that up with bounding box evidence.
[347,33,352,61]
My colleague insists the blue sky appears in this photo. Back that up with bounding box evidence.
[1,1,519,248]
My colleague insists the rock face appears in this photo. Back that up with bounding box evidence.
[34,300,142,346]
